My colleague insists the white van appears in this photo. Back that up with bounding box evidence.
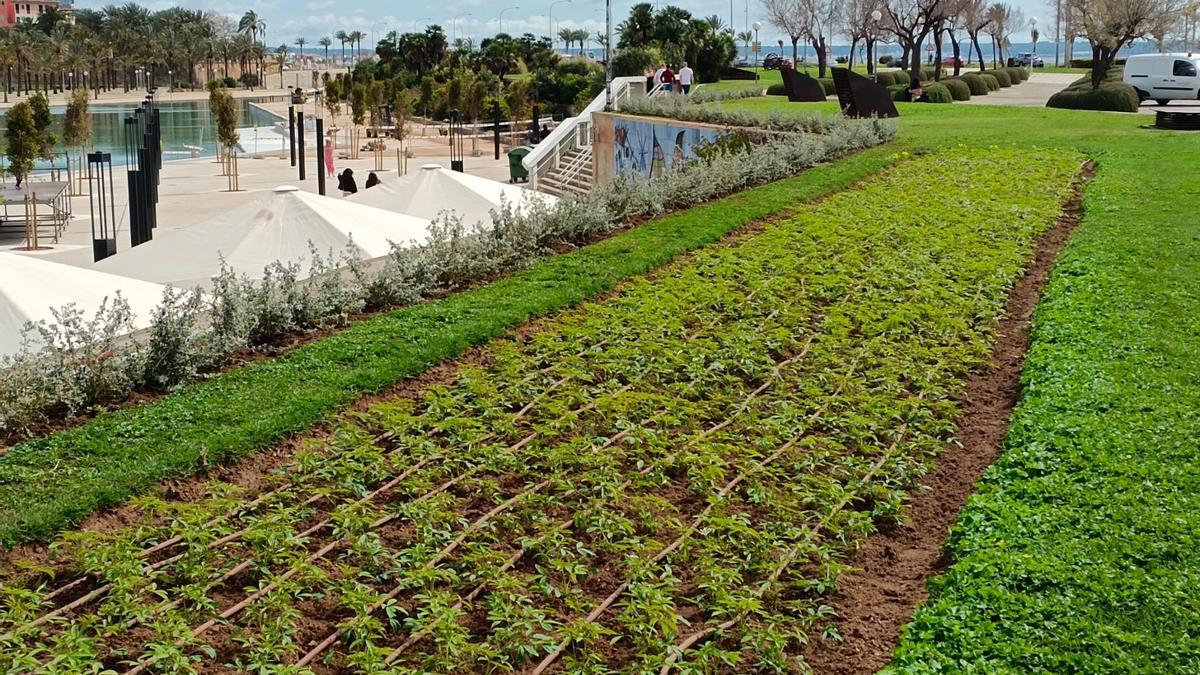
[1123,53,1200,105]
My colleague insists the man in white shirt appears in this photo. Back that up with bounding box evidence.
[678,61,695,95]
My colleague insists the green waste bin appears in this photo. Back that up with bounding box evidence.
[508,146,532,183]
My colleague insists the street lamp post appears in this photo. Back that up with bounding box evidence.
[452,13,473,45]
[752,21,762,79]
[499,6,520,34]
[868,9,883,77]
[1029,17,1038,71]
[549,0,571,45]
[604,0,613,110]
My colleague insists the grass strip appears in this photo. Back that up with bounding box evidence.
[885,128,1200,672]
[0,147,897,547]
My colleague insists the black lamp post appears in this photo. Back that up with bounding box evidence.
[87,151,117,262]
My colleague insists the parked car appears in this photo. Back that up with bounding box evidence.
[1124,53,1200,105]
[941,56,965,67]
[1015,52,1045,67]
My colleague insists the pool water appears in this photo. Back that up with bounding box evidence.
[2,98,282,170]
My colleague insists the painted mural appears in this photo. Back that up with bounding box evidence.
[612,117,721,179]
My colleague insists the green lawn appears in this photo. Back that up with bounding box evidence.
[0,147,897,546]
[722,99,1200,668]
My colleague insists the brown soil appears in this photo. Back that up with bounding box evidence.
[799,162,1094,674]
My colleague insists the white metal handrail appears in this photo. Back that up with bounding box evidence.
[523,75,646,190]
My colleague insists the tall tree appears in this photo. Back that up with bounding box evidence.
[1070,0,1180,88]
[318,36,332,65]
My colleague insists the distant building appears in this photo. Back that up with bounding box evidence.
[0,0,73,28]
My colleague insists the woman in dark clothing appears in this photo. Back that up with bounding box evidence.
[339,168,358,195]
[365,172,381,189]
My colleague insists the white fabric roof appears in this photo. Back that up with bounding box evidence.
[347,164,556,226]
[94,186,432,289]
[0,251,167,358]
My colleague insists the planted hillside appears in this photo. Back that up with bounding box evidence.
[0,148,1082,673]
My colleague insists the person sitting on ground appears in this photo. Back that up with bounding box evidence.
[541,123,551,139]
[338,168,358,195]
[365,172,381,189]
[908,78,930,103]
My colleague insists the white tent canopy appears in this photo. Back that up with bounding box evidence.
[94,186,432,289]
[347,164,557,226]
[0,252,167,358]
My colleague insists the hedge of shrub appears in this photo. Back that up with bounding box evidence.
[960,73,990,96]
[986,69,1012,87]
[925,82,954,103]
[888,84,907,100]
[1069,57,1126,69]
[875,71,897,86]
[940,78,972,101]
[980,73,1001,91]
[892,71,911,86]
[1046,84,1139,112]
[1004,66,1026,83]
[764,80,832,97]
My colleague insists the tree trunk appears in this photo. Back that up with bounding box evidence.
[791,36,799,66]
[813,37,828,78]
[900,45,911,69]
[849,37,859,68]
[972,32,985,71]
[909,38,922,78]
[951,33,962,76]
[1091,44,1105,89]
[934,24,944,80]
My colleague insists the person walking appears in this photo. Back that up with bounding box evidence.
[661,64,676,93]
[323,133,335,177]
[678,61,694,95]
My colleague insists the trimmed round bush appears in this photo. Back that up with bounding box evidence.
[925,82,954,103]
[980,73,1000,91]
[960,73,989,96]
[922,68,938,80]
[888,84,908,101]
[817,78,835,95]
[1004,66,1025,83]
[891,71,911,86]
[766,83,786,96]
[987,69,1012,87]
[875,71,897,86]
[879,55,895,66]
[940,78,971,101]
[1047,83,1140,113]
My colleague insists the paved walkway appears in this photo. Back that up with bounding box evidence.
[0,123,517,268]
[961,72,1080,107]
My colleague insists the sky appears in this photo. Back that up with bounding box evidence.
[73,0,1051,48]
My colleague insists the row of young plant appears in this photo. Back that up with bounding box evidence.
[0,148,1083,672]
[0,111,895,440]
[758,67,1030,104]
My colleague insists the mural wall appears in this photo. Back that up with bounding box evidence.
[611,117,721,179]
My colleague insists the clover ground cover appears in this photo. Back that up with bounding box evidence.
[0,147,1082,673]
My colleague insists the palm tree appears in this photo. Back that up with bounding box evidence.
[335,30,349,66]
[275,44,288,88]
[348,30,365,65]
[318,36,332,66]
[705,15,726,37]
[294,37,306,65]
[238,10,264,45]
[737,30,752,60]
[557,27,573,53]
[572,29,589,56]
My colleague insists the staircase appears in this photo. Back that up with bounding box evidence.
[522,76,648,197]
[537,147,593,197]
